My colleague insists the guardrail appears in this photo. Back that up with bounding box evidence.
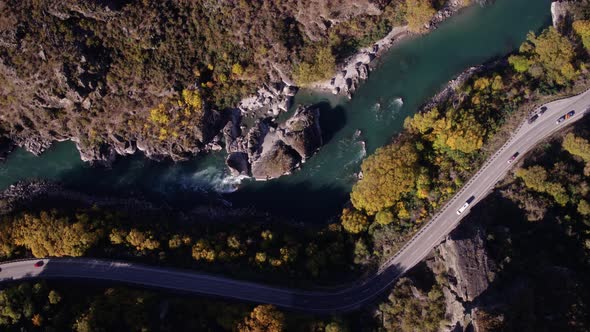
[377,88,590,273]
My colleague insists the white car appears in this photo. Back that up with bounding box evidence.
[456,202,469,215]
[456,196,475,215]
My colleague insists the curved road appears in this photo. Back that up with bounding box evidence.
[1,90,589,313]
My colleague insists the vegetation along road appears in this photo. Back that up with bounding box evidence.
[1,90,589,313]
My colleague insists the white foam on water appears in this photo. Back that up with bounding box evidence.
[183,167,249,193]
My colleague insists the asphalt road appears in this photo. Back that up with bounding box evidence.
[1,90,589,313]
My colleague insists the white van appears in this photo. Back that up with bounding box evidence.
[456,196,475,215]
[456,202,469,215]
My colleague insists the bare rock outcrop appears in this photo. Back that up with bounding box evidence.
[250,140,301,180]
[551,1,574,30]
[279,106,323,159]
[429,221,496,331]
[436,226,496,302]
[226,104,323,180]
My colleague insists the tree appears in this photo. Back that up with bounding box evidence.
[340,208,369,234]
[508,55,530,73]
[516,166,548,192]
[432,110,486,154]
[231,63,245,76]
[294,46,336,85]
[404,0,436,33]
[237,305,285,332]
[406,108,486,154]
[48,290,61,305]
[192,239,217,262]
[351,141,419,214]
[375,210,395,226]
[578,199,590,216]
[511,27,577,85]
[573,20,590,50]
[125,229,160,251]
[563,133,590,162]
[325,321,349,332]
[353,238,371,265]
[11,211,101,258]
[516,166,569,206]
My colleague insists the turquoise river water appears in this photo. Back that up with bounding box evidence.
[0,0,552,221]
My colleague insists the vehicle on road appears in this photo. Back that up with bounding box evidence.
[508,152,519,163]
[528,114,539,124]
[567,110,576,118]
[34,261,44,268]
[557,110,576,124]
[539,106,548,115]
[456,196,475,215]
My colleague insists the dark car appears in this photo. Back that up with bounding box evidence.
[528,114,539,124]
[566,110,576,118]
[557,115,566,124]
[508,152,519,163]
[34,261,44,268]
[539,106,548,115]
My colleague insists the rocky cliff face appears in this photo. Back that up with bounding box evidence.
[551,1,574,30]
[428,220,496,331]
[225,105,323,180]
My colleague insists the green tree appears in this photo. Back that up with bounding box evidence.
[508,55,530,73]
[516,166,568,206]
[563,133,590,162]
[511,27,577,85]
[294,46,336,85]
[573,20,590,50]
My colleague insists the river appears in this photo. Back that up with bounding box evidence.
[0,0,552,222]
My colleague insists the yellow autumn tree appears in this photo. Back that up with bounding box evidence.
[125,229,160,251]
[237,305,285,332]
[192,239,216,262]
[351,141,419,214]
[340,208,369,234]
[422,109,486,154]
[11,211,101,258]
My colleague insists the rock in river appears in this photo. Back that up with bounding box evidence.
[279,105,323,159]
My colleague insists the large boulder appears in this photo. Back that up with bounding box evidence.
[226,104,324,180]
[250,140,301,180]
[279,105,323,160]
[435,224,496,302]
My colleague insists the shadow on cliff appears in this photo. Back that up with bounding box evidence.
[455,189,590,331]
[317,102,347,145]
